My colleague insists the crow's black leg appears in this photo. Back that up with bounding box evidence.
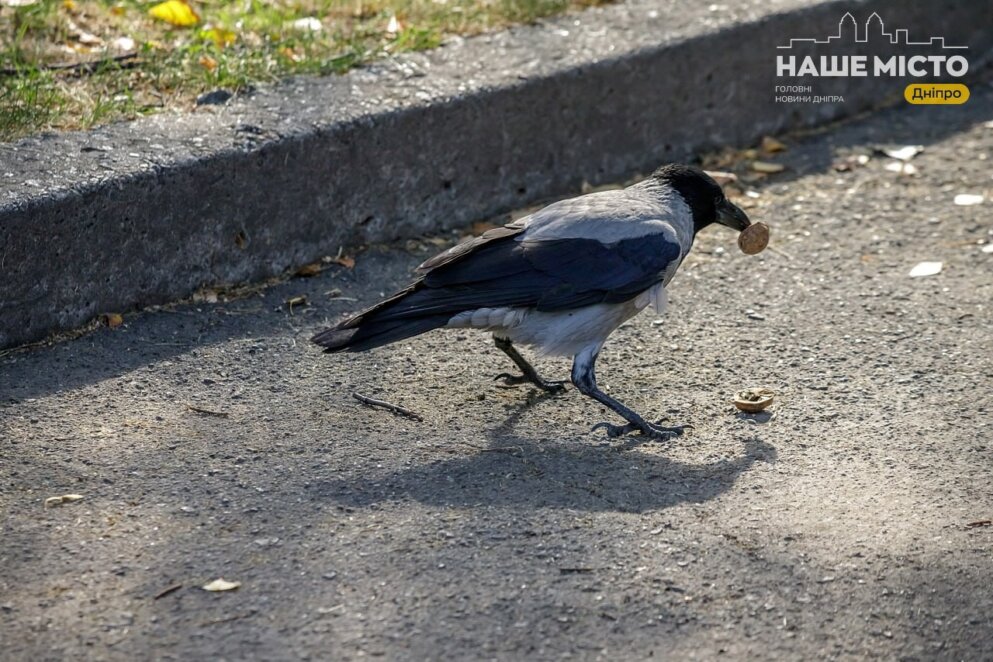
[571,346,687,441]
[493,336,566,393]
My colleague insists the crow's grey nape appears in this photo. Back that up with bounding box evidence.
[571,344,688,441]
[651,164,724,233]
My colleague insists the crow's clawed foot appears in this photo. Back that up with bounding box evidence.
[591,420,690,441]
[493,372,567,393]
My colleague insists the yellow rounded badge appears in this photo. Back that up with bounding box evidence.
[905,84,970,105]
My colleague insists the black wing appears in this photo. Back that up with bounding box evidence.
[313,222,682,352]
[376,230,682,320]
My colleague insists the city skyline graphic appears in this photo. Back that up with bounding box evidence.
[778,12,967,50]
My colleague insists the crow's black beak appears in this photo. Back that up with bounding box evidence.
[716,198,751,232]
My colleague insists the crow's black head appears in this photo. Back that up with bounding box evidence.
[652,164,751,234]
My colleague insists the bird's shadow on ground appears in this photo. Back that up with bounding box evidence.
[313,392,776,514]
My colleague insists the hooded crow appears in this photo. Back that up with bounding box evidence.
[313,164,753,440]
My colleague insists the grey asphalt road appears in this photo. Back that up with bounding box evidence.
[2,84,993,661]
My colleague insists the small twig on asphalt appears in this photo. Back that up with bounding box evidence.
[153,583,183,600]
[559,567,595,574]
[965,520,991,528]
[185,404,230,418]
[352,392,423,421]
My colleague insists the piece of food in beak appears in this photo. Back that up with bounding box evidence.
[737,222,769,255]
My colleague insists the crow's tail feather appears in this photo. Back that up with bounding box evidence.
[312,313,450,353]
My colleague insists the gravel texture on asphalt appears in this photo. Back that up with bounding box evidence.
[2,84,992,661]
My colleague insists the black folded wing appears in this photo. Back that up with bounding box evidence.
[372,229,682,321]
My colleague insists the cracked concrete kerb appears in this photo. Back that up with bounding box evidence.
[1,0,991,349]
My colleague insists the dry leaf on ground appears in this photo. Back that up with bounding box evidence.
[751,161,785,174]
[149,0,199,27]
[295,263,323,277]
[330,256,356,269]
[760,136,786,153]
[102,313,123,328]
[202,578,240,592]
[201,28,236,48]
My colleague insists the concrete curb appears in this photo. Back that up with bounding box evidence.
[1,0,991,348]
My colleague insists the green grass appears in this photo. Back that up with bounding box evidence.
[0,0,611,141]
